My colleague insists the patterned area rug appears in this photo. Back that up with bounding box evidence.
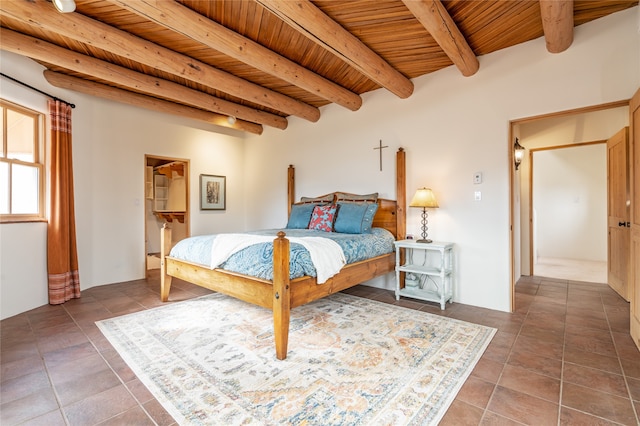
[96,293,495,425]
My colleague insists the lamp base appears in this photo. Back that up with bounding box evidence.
[416,239,432,243]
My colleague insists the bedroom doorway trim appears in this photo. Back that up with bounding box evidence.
[509,99,629,311]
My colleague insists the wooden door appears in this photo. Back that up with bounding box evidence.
[607,127,630,301]
[630,88,640,351]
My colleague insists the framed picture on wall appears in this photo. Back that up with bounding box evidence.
[200,174,226,210]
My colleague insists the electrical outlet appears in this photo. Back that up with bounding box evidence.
[474,191,482,201]
[473,172,482,184]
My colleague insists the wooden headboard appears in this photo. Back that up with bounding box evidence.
[372,198,399,239]
[287,148,406,240]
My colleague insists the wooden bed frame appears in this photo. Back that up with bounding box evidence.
[160,148,406,360]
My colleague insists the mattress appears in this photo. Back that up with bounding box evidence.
[168,228,395,281]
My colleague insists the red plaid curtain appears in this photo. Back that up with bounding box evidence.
[47,100,80,304]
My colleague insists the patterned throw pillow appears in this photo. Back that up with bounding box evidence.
[308,204,338,232]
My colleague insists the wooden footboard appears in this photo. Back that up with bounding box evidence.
[159,225,394,360]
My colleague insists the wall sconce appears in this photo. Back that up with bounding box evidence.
[53,0,76,13]
[514,138,525,170]
[409,188,439,243]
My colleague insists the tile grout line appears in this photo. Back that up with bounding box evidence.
[64,298,160,426]
[557,281,568,426]
[562,283,636,424]
[478,281,535,425]
[32,306,72,426]
[602,291,640,426]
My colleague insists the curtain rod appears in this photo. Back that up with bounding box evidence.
[0,72,76,108]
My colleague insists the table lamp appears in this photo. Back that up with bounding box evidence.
[409,188,439,243]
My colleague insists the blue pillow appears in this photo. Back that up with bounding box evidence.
[333,202,379,234]
[286,203,317,229]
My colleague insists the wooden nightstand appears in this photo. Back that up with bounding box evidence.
[394,239,454,309]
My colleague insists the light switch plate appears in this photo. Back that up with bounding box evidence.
[474,191,482,201]
[473,172,482,184]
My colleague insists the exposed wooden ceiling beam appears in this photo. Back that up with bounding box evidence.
[401,0,479,77]
[43,71,263,135]
[0,28,288,130]
[539,0,574,53]
[255,0,414,99]
[0,0,319,123]
[105,0,363,112]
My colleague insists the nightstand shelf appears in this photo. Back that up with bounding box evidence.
[394,240,454,310]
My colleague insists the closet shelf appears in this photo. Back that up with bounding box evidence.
[154,211,185,223]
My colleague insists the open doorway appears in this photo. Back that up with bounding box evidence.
[144,155,190,275]
[510,102,629,306]
[531,143,607,283]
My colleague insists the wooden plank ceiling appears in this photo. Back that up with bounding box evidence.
[1,0,636,135]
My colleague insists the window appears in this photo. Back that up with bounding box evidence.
[0,100,45,222]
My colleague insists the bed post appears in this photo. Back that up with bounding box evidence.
[160,223,173,302]
[396,148,407,289]
[272,231,291,360]
[396,148,406,240]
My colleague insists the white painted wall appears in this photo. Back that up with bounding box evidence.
[533,145,607,261]
[0,51,247,319]
[1,7,638,319]
[243,8,640,312]
[1,55,51,321]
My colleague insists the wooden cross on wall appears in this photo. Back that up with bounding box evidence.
[373,140,388,171]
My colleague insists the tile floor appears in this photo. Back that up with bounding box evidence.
[1,273,639,425]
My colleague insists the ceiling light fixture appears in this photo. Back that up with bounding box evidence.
[227,116,237,125]
[53,0,76,13]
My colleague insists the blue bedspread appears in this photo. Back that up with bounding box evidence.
[169,228,395,281]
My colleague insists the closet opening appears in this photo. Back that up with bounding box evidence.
[144,155,190,276]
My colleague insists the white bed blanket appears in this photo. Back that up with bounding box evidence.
[210,233,346,284]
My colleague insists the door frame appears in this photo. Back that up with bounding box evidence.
[629,87,640,351]
[144,154,191,276]
[509,100,629,311]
